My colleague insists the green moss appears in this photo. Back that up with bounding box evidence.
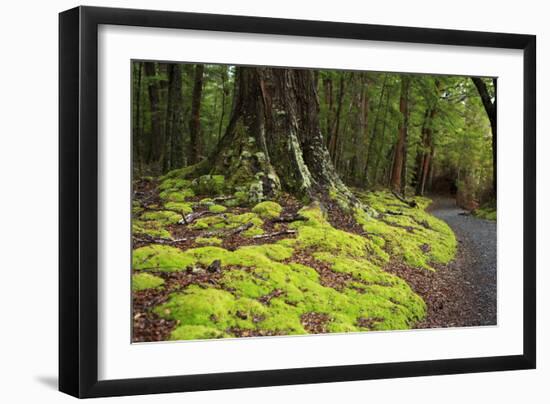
[195,236,223,246]
[164,201,193,214]
[159,178,191,192]
[199,197,214,206]
[242,226,264,238]
[157,286,268,332]
[474,207,497,221]
[192,175,225,195]
[140,210,182,225]
[133,244,195,271]
[190,212,263,231]
[209,204,227,213]
[251,201,283,219]
[291,204,386,261]
[132,273,165,291]
[132,220,171,239]
[152,229,424,339]
[159,189,195,202]
[170,325,227,340]
[354,191,457,270]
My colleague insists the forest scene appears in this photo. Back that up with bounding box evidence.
[131,61,497,342]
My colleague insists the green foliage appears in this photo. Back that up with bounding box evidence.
[191,175,225,195]
[132,273,165,291]
[473,207,497,221]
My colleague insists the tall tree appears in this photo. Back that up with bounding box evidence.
[132,62,143,173]
[163,64,184,171]
[210,67,357,205]
[390,76,411,192]
[143,62,163,171]
[472,77,497,196]
[327,74,346,163]
[363,75,388,184]
[188,64,205,164]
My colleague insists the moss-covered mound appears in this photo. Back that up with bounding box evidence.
[132,173,457,341]
[354,191,457,270]
[473,206,497,221]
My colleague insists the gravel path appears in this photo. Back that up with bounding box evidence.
[387,197,497,328]
[427,197,497,327]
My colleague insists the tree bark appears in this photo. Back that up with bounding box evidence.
[210,67,357,206]
[390,77,410,193]
[328,74,346,164]
[363,75,388,184]
[133,62,143,173]
[472,77,497,197]
[164,64,184,172]
[144,62,163,171]
[188,64,205,165]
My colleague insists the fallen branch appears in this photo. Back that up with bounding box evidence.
[271,214,307,223]
[212,195,236,202]
[391,190,418,208]
[133,235,188,245]
[252,229,297,239]
[178,211,226,225]
[203,222,254,238]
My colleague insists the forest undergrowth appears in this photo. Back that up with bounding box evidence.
[132,169,457,342]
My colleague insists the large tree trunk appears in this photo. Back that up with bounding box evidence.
[144,62,163,171]
[390,77,410,192]
[188,64,205,165]
[472,77,497,197]
[210,67,357,206]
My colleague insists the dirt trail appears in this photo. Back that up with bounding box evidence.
[421,196,497,327]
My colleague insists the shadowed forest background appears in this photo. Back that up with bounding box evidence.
[131,62,497,342]
[132,62,496,209]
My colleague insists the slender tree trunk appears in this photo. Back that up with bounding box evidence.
[390,76,410,193]
[188,64,205,165]
[472,77,497,197]
[349,76,368,184]
[164,64,184,171]
[217,66,228,144]
[323,77,333,147]
[133,62,143,174]
[415,107,437,195]
[328,74,345,163]
[210,67,357,206]
[144,62,163,171]
[363,75,388,184]
[400,80,411,195]
[371,90,391,186]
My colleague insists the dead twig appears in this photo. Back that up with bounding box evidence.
[252,229,297,239]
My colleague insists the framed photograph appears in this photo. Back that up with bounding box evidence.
[59,6,536,398]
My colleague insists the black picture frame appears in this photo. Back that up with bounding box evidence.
[59,5,536,398]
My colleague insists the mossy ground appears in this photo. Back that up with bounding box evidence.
[132,171,457,341]
[473,206,497,221]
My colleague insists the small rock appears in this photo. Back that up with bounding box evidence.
[207,259,222,273]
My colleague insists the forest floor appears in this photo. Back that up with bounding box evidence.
[131,172,496,342]
[387,197,497,329]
